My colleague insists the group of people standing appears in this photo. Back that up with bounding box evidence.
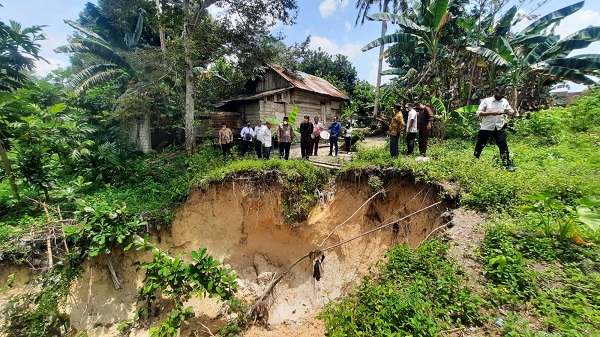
[388,101,434,158]
[217,115,349,160]
[387,87,517,171]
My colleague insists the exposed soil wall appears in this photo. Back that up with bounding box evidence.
[3,170,456,336]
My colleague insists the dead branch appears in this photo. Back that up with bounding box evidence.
[107,258,122,289]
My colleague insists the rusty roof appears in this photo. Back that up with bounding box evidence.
[271,66,350,100]
[222,87,290,103]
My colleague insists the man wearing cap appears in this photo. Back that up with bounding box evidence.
[277,116,294,160]
[474,87,517,171]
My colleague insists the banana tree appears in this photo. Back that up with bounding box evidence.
[430,97,478,141]
[54,12,144,96]
[354,0,410,119]
[361,0,452,93]
[466,1,600,111]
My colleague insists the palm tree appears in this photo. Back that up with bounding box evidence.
[354,0,409,119]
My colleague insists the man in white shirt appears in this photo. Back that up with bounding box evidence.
[257,121,273,160]
[405,103,418,155]
[474,87,517,171]
[253,120,263,159]
[240,121,254,156]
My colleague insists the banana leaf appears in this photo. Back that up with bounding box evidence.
[362,33,418,51]
[518,1,584,36]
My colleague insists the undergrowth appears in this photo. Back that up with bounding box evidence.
[479,223,600,336]
[318,240,483,336]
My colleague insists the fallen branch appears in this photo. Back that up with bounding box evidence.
[107,258,122,289]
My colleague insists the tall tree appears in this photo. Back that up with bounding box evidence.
[354,0,409,119]
[467,1,600,111]
[171,0,298,154]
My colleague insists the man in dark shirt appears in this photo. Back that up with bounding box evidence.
[415,101,434,158]
[299,115,314,160]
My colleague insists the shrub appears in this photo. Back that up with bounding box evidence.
[319,240,483,336]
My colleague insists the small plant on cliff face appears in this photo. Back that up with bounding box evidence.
[1,259,82,337]
[131,237,238,337]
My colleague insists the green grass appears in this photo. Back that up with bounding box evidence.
[318,240,484,336]
[346,128,600,213]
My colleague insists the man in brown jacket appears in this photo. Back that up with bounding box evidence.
[415,101,434,158]
[388,103,405,157]
[219,122,233,156]
[277,116,295,160]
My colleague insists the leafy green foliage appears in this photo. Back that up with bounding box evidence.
[1,92,94,200]
[479,225,537,303]
[0,19,46,92]
[65,199,145,257]
[567,86,600,132]
[319,240,483,336]
[479,222,600,335]
[133,237,238,337]
[518,191,600,241]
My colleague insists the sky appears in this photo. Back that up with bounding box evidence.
[2,0,600,91]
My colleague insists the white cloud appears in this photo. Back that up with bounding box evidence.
[319,0,350,18]
[308,35,363,60]
[345,20,352,31]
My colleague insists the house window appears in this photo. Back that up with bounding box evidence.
[276,93,284,102]
[267,95,274,102]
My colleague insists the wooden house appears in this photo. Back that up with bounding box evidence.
[209,66,350,137]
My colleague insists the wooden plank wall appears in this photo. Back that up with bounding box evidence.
[254,71,289,92]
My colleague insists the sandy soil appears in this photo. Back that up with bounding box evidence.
[0,135,483,337]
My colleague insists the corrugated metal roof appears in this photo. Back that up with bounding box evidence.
[271,66,350,100]
[223,87,290,103]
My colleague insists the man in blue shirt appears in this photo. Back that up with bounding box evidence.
[328,116,342,156]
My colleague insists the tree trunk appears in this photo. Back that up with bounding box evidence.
[372,19,387,119]
[0,139,19,200]
[183,0,196,155]
[155,0,166,53]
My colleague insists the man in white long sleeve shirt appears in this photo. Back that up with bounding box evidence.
[474,87,517,171]
[257,121,273,159]
[253,120,263,159]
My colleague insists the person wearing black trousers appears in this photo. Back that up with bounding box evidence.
[474,87,518,171]
[299,115,313,160]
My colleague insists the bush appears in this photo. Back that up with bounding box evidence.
[567,86,600,132]
[319,240,483,336]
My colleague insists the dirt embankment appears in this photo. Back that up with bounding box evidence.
[2,170,455,337]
